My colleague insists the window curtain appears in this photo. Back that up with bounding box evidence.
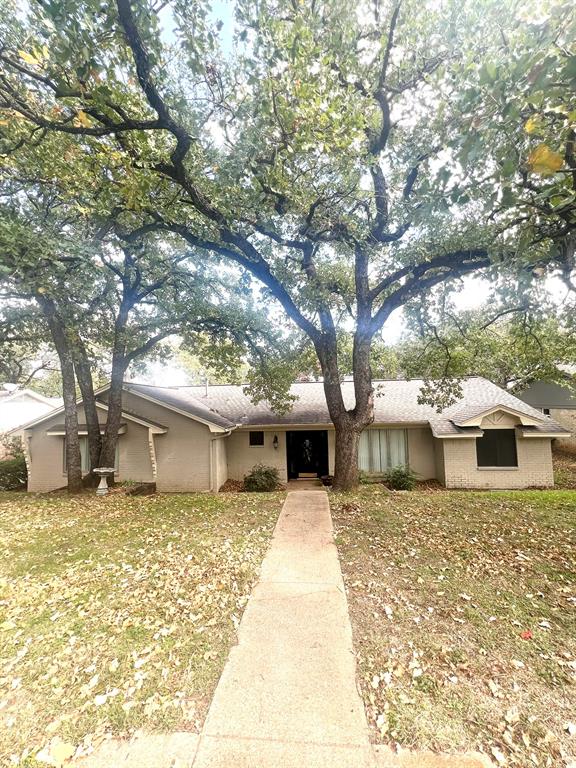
[358,429,408,472]
[63,437,119,473]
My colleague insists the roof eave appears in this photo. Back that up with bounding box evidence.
[122,385,236,432]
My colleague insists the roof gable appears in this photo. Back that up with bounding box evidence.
[13,399,167,434]
[451,404,543,428]
[0,388,60,407]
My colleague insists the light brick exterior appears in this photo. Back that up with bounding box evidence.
[440,435,554,489]
[19,388,559,493]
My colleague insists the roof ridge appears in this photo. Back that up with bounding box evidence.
[126,376,489,389]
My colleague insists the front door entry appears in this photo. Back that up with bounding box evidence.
[286,430,329,479]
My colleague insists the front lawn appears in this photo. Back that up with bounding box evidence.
[332,489,576,768]
[0,491,282,766]
[554,450,576,490]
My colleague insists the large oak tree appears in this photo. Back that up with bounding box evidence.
[1,0,573,488]
[0,190,281,490]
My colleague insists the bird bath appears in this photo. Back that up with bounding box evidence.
[94,467,116,496]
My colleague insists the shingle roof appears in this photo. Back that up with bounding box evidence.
[122,377,570,436]
[124,383,236,429]
[517,424,570,436]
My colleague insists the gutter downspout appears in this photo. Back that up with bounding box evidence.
[209,428,234,493]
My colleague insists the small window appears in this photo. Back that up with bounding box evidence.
[476,429,518,467]
[542,408,550,416]
[249,431,264,446]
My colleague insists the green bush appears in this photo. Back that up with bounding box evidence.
[383,465,417,491]
[243,463,280,492]
[0,456,27,491]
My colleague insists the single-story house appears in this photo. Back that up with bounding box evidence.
[517,378,576,454]
[14,377,570,492]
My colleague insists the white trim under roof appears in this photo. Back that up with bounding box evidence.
[453,405,544,428]
[15,400,168,434]
[515,427,572,438]
[433,431,484,439]
[520,432,570,438]
[46,423,127,436]
[123,386,234,433]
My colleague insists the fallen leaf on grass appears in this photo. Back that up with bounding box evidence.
[538,619,551,630]
[36,738,75,767]
[488,679,501,697]
[490,745,507,765]
[505,706,520,724]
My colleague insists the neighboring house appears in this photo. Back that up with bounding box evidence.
[13,377,569,492]
[517,379,576,454]
[0,387,61,458]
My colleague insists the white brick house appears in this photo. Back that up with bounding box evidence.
[14,377,570,492]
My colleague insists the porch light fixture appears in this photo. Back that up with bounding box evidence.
[273,434,279,450]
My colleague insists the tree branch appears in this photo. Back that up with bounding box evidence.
[370,250,491,332]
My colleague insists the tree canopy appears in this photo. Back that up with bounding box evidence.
[1,0,574,488]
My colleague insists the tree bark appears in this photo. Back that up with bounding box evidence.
[99,354,128,468]
[36,296,83,492]
[98,299,131,469]
[317,329,375,491]
[72,334,102,478]
[332,421,362,491]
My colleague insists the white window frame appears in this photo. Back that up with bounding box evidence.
[63,436,119,474]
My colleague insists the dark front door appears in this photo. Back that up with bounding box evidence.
[286,430,329,479]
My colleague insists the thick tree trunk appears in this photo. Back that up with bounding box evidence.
[99,355,127,468]
[332,422,361,491]
[37,296,83,492]
[72,335,101,479]
[317,327,375,491]
[99,301,131,469]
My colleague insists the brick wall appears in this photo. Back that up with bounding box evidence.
[441,435,554,489]
[549,409,576,454]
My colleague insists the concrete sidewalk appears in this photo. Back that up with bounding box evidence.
[75,492,494,768]
[191,490,376,768]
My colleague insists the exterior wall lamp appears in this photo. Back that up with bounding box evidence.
[273,434,279,450]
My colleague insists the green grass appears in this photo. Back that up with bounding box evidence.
[0,490,283,766]
[332,487,576,767]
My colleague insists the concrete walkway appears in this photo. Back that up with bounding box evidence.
[191,490,376,768]
[76,491,494,768]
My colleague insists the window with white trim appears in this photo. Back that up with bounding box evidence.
[63,437,119,473]
[358,429,408,473]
